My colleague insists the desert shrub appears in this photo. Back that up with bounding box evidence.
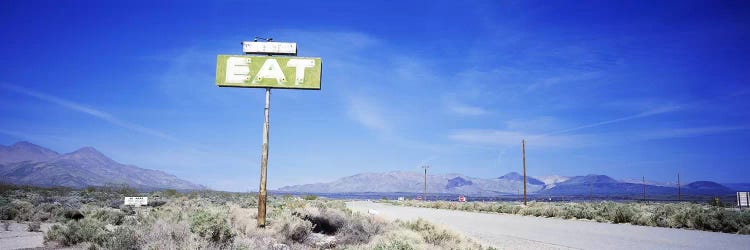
[241,196,258,208]
[2,221,10,231]
[163,189,178,197]
[95,226,142,250]
[295,206,346,235]
[89,208,125,225]
[148,200,167,207]
[119,205,135,215]
[62,209,85,221]
[402,219,456,245]
[34,203,63,222]
[7,200,34,222]
[0,204,18,220]
[272,210,312,243]
[27,221,41,232]
[189,209,234,245]
[398,218,489,249]
[45,217,106,246]
[303,195,318,201]
[141,219,196,250]
[337,211,387,245]
[366,229,423,250]
[227,205,258,237]
[610,204,635,224]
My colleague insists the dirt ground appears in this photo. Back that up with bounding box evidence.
[0,221,54,250]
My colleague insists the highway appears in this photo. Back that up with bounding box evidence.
[347,201,750,250]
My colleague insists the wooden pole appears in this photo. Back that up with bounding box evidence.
[422,165,429,201]
[589,178,593,201]
[642,176,646,202]
[257,88,271,227]
[522,139,527,206]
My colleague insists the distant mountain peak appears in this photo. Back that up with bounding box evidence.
[56,146,116,166]
[446,176,473,189]
[1,142,204,190]
[498,172,545,185]
[686,181,728,190]
[1,141,60,164]
[73,146,102,155]
[558,174,618,185]
[499,172,522,179]
[12,141,39,147]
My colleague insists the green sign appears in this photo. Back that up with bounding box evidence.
[216,55,322,90]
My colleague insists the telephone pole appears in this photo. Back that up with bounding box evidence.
[422,165,430,202]
[522,139,527,206]
[589,178,593,201]
[642,176,646,202]
[678,173,681,201]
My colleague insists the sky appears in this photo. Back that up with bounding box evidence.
[1,1,749,191]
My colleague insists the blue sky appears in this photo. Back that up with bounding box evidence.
[1,1,749,191]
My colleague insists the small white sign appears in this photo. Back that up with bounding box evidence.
[738,192,749,207]
[398,197,404,201]
[242,41,297,55]
[124,197,148,207]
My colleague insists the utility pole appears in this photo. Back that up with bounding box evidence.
[589,178,593,201]
[517,188,520,201]
[677,173,681,202]
[422,165,430,202]
[642,176,646,202]
[522,139,527,206]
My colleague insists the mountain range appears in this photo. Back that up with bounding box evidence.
[2,141,746,196]
[0,141,204,190]
[279,171,746,197]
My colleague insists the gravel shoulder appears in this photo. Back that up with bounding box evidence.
[347,201,750,250]
[0,221,54,250]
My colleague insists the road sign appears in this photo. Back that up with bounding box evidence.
[124,197,148,207]
[242,41,297,55]
[738,192,749,208]
[216,55,322,90]
[458,195,466,202]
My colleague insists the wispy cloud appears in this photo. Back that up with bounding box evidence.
[447,103,491,116]
[545,104,682,136]
[639,126,750,140]
[443,94,491,116]
[347,95,390,133]
[525,71,601,92]
[346,94,445,152]
[1,83,178,142]
[449,129,591,148]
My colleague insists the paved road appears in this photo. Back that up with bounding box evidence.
[347,201,750,250]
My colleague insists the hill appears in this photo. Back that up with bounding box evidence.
[278,171,546,195]
[0,141,60,164]
[280,172,737,197]
[0,141,204,190]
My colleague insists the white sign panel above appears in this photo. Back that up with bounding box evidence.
[242,41,297,55]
